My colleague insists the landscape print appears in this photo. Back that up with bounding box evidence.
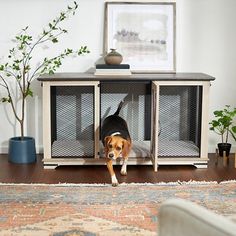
[107,3,175,72]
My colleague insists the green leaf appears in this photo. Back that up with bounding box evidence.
[52,38,58,43]
[25,88,33,97]
[214,110,223,117]
[60,12,66,20]
[1,97,11,103]
[23,35,27,41]
[22,26,29,31]
[67,48,73,54]
[232,126,236,133]
[25,65,31,72]
[13,64,20,71]
[74,1,78,9]
[78,46,90,55]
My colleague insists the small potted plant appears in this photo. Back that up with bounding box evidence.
[209,105,236,156]
[0,1,89,163]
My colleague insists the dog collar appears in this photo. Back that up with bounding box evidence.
[111,132,121,136]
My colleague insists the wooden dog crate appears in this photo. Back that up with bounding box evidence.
[38,73,215,170]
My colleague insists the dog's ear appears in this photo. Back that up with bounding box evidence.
[122,139,132,158]
[104,136,112,157]
[104,136,112,148]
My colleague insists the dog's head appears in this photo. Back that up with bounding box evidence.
[104,136,131,160]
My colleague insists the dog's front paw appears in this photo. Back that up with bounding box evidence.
[120,170,127,176]
[111,175,119,187]
[112,182,119,187]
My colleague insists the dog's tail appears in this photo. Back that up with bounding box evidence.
[113,101,124,116]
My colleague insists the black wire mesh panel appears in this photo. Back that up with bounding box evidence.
[100,82,151,158]
[158,86,202,157]
[51,86,94,158]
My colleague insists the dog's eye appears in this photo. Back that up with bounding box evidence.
[108,144,113,148]
[116,147,121,151]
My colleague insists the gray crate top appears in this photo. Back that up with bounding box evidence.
[38,72,215,81]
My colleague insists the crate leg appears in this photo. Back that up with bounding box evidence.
[215,148,218,165]
[44,164,58,169]
[223,151,228,167]
[235,152,236,168]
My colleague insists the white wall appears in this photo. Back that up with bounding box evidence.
[0,0,236,153]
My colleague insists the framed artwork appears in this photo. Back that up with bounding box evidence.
[104,2,176,73]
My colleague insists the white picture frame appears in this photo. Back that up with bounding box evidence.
[104,2,176,73]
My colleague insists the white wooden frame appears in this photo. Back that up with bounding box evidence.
[152,81,210,168]
[42,81,100,169]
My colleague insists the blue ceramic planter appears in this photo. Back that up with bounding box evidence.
[9,136,36,164]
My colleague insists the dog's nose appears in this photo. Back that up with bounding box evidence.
[109,153,114,158]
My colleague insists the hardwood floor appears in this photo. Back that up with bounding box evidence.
[0,154,235,184]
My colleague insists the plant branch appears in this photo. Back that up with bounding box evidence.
[0,75,21,123]
[0,75,7,88]
[0,83,7,88]
[23,2,78,67]
[38,31,64,45]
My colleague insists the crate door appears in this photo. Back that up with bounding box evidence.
[50,83,99,158]
[157,84,202,158]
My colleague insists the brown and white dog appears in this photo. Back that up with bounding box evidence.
[101,101,132,187]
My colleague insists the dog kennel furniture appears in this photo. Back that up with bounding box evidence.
[38,73,215,170]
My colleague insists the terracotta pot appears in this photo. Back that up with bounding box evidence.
[104,49,123,65]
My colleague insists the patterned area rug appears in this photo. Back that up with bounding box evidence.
[0,181,236,235]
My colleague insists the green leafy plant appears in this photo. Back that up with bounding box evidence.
[0,1,89,139]
[230,122,236,142]
[209,105,236,143]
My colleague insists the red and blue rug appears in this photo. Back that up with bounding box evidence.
[0,181,236,235]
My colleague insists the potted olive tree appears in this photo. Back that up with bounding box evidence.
[0,1,89,163]
[209,105,236,156]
